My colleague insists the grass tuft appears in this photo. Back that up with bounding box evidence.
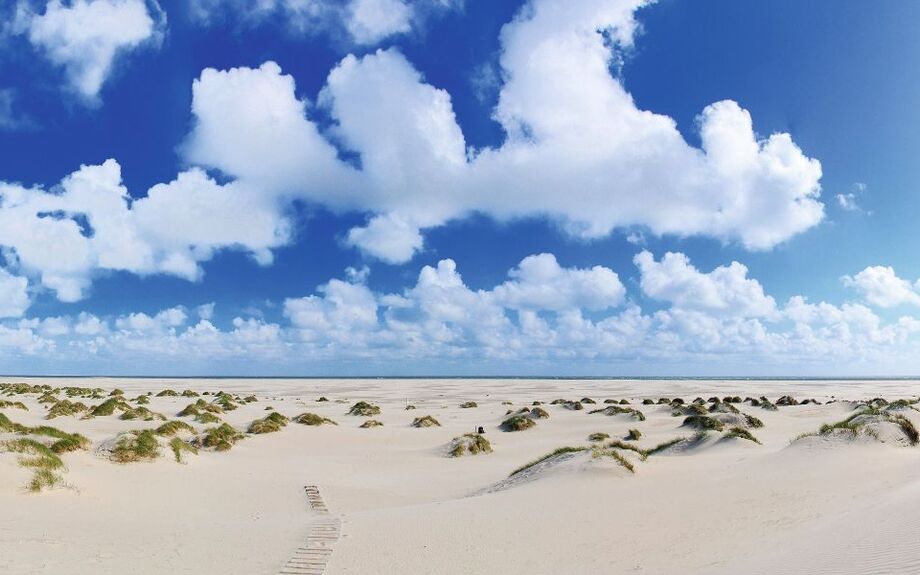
[412,415,441,428]
[448,433,492,457]
[347,401,381,416]
[294,412,337,426]
[510,446,584,477]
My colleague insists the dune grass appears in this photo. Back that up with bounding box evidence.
[459,401,478,408]
[119,407,167,422]
[89,397,131,417]
[348,401,381,416]
[197,423,245,451]
[605,439,648,461]
[194,412,222,424]
[29,426,91,454]
[294,412,338,426]
[510,446,584,477]
[360,419,383,428]
[725,427,761,444]
[412,415,441,428]
[646,437,687,456]
[156,389,179,397]
[529,407,550,419]
[501,414,536,431]
[683,414,725,432]
[155,420,196,437]
[169,437,198,463]
[626,428,642,441]
[590,447,635,473]
[0,400,27,410]
[588,405,646,421]
[2,438,66,492]
[46,400,89,419]
[588,432,610,442]
[181,390,200,398]
[449,433,492,457]
[111,430,161,463]
[248,412,289,434]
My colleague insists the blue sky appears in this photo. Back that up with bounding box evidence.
[1,0,919,375]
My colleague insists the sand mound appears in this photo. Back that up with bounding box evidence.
[792,409,920,448]
[484,446,639,493]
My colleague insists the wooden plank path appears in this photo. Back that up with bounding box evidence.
[279,486,341,575]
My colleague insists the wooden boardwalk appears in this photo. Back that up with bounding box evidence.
[279,486,341,575]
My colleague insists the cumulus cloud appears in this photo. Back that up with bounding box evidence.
[0,160,289,301]
[183,0,824,265]
[634,251,776,318]
[0,268,31,318]
[0,252,917,373]
[842,266,920,308]
[18,0,164,101]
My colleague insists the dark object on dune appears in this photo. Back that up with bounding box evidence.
[626,429,642,441]
[776,396,798,406]
[477,426,485,434]
[642,399,654,405]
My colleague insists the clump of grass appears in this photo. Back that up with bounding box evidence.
[605,440,648,461]
[243,395,258,403]
[412,415,441,428]
[181,390,200,397]
[109,389,124,396]
[725,427,761,444]
[562,401,584,410]
[708,401,740,414]
[459,401,478,409]
[37,393,59,404]
[212,394,239,411]
[317,396,329,402]
[111,430,161,463]
[626,429,642,441]
[248,412,289,434]
[588,432,610,442]
[405,404,417,410]
[155,420,195,437]
[196,423,245,451]
[646,437,687,456]
[29,426,91,454]
[29,468,62,492]
[156,389,179,397]
[449,433,492,457]
[132,395,150,405]
[510,446,584,477]
[891,414,919,445]
[588,405,646,421]
[120,407,167,422]
[529,407,550,419]
[169,437,198,463]
[194,412,221,424]
[0,400,27,410]
[580,397,596,404]
[294,412,337,426]
[590,447,635,473]
[360,419,383,428]
[683,414,725,432]
[501,414,536,432]
[0,412,23,432]
[89,397,131,417]
[776,395,798,406]
[46,399,88,419]
[641,399,654,405]
[744,414,764,429]
[348,401,381,416]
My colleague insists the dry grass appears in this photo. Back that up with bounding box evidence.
[294,412,338,426]
[449,434,492,457]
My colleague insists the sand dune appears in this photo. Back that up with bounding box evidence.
[3,377,920,574]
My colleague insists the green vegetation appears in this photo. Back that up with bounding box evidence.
[646,437,687,455]
[682,414,725,432]
[449,433,492,457]
[725,427,761,444]
[0,400,27,410]
[156,389,179,397]
[744,414,765,429]
[155,420,196,437]
[181,390,200,397]
[196,424,245,451]
[132,395,150,405]
[111,430,161,463]
[412,415,441,428]
[294,412,337,426]
[347,401,381,416]
[194,412,221,424]
[119,407,167,422]
[529,407,550,419]
[169,437,198,463]
[459,401,478,408]
[46,400,89,419]
[604,440,648,461]
[89,397,131,417]
[626,429,642,441]
[359,419,383,428]
[248,412,289,434]
[590,447,635,473]
[501,414,536,431]
[588,405,646,421]
[2,438,65,492]
[588,432,610,442]
[29,426,91,454]
[510,446,584,477]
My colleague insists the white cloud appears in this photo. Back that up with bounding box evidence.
[0,160,289,301]
[0,268,30,318]
[493,253,625,312]
[0,252,918,373]
[634,250,776,318]
[836,182,867,213]
[346,0,412,45]
[842,265,920,308]
[346,213,424,263]
[20,0,163,101]
[182,0,824,265]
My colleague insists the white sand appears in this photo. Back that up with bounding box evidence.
[2,377,920,574]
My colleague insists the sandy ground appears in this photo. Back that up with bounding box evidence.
[3,377,920,574]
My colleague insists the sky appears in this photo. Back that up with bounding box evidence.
[1,0,920,376]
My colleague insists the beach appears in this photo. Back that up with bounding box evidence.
[3,377,920,574]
